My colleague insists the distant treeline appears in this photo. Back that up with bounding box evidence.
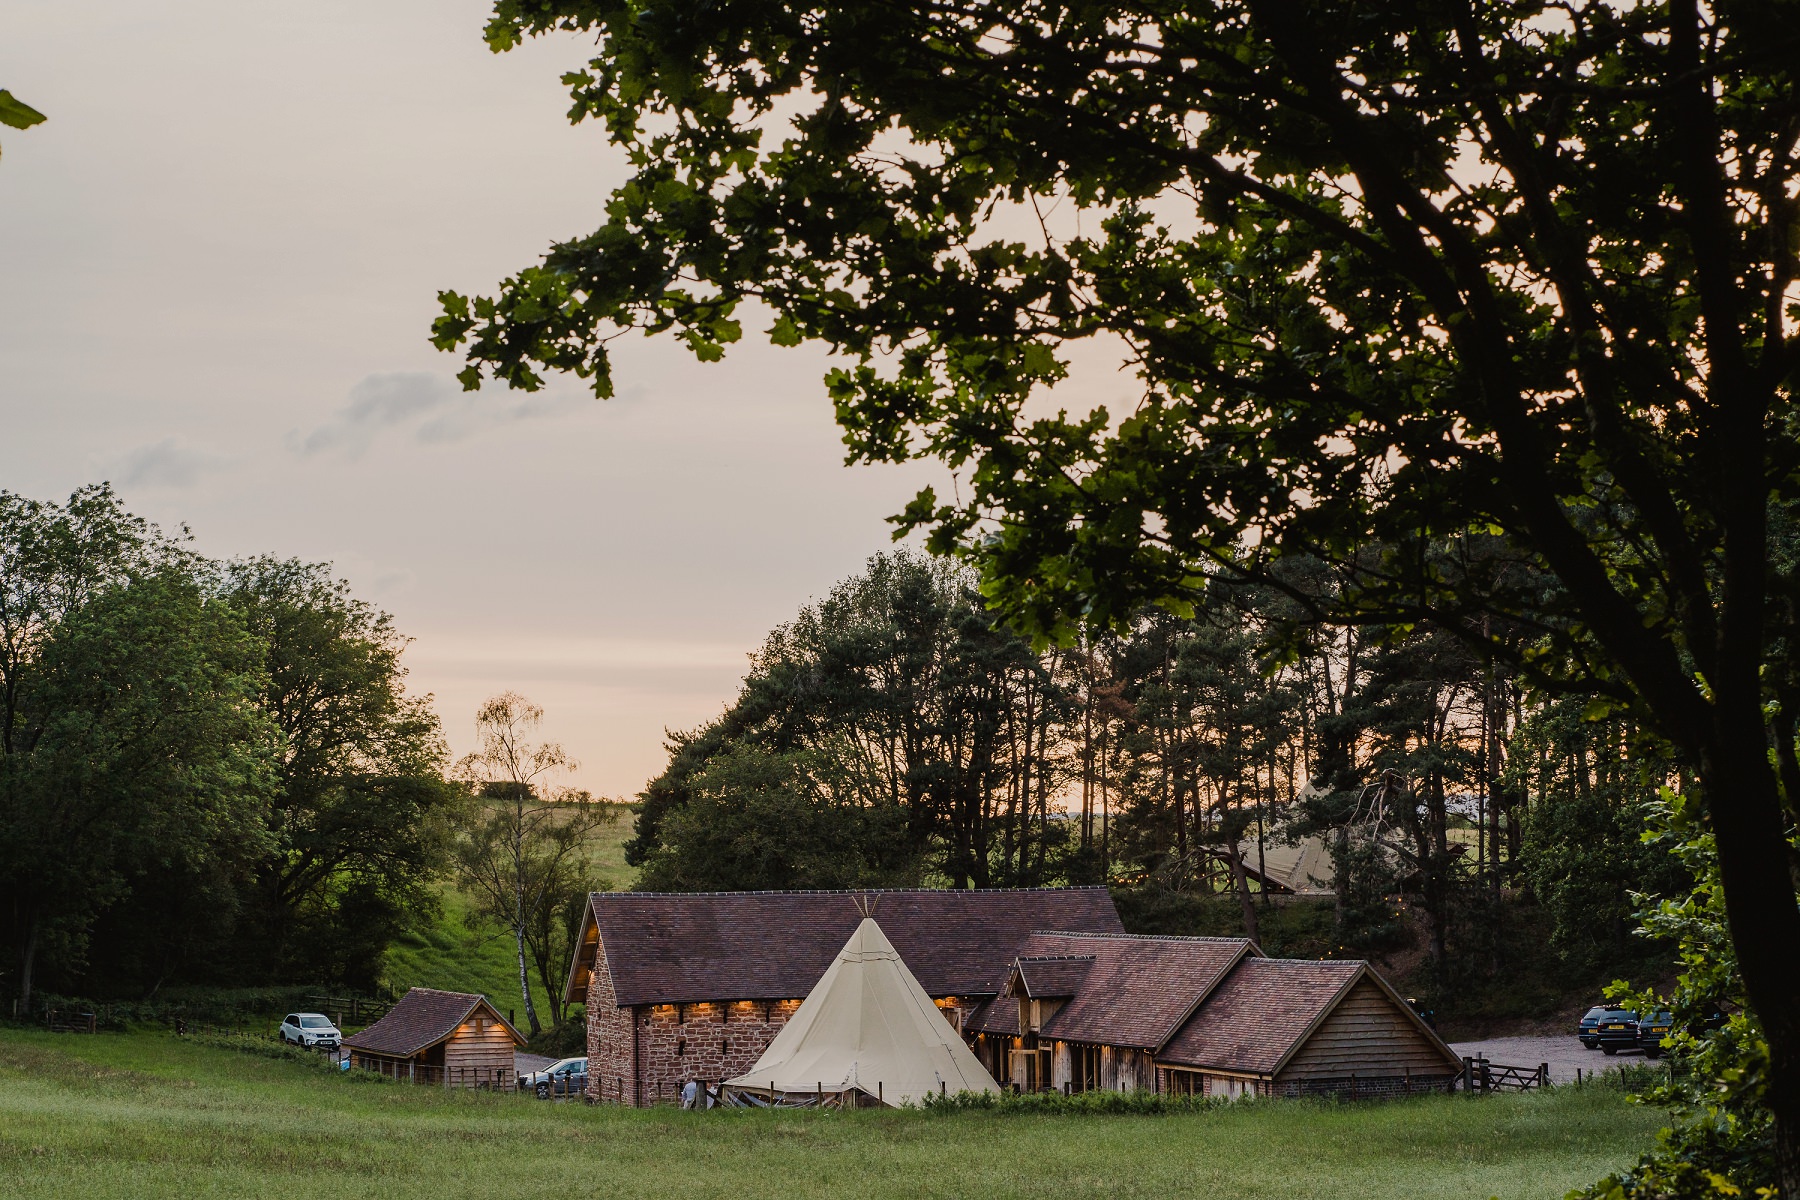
[0,486,456,1008]
[630,550,1686,990]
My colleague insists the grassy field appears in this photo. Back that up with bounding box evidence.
[0,1028,1661,1200]
[382,803,638,1007]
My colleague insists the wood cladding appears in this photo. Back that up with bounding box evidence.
[1278,980,1450,1081]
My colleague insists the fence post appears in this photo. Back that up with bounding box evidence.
[1539,1063,1549,1089]
[1461,1057,1473,1094]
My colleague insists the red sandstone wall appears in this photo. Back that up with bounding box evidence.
[584,939,634,1103]
[585,958,991,1106]
[637,1000,802,1104]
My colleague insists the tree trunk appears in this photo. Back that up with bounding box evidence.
[1700,724,1800,1200]
[514,807,541,1037]
[18,914,39,1011]
[1224,837,1260,946]
[515,924,540,1038]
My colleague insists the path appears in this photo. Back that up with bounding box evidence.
[1447,1034,1639,1084]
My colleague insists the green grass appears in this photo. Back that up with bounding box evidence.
[381,804,639,1010]
[0,1028,1663,1200]
[381,884,531,1006]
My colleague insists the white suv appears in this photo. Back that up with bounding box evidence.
[279,1013,342,1049]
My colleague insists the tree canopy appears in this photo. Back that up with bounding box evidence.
[0,488,454,1002]
[440,2,1800,1188]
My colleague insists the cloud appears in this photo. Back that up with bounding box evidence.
[295,371,586,457]
[114,438,227,488]
[294,371,458,456]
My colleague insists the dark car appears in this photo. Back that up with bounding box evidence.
[1594,1008,1640,1055]
[1577,1005,1609,1049]
[1638,1010,1675,1058]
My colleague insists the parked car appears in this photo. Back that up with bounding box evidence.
[1577,1005,1609,1049]
[279,1013,342,1049]
[522,1056,587,1098]
[1594,1008,1640,1055]
[1638,1010,1675,1058]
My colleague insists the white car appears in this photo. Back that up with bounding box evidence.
[279,1012,342,1049]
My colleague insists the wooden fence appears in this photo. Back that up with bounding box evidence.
[42,1007,97,1034]
[302,993,392,1026]
[1462,1057,1549,1094]
[350,1058,514,1090]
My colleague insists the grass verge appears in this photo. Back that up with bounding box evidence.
[1,1027,1662,1200]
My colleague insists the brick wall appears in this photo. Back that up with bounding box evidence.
[637,1000,803,1104]
[584,938,635,1104]
[1273,1073,1458,1099]
[584,956,991,1106]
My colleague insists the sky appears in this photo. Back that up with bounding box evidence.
[2,1,1136,798]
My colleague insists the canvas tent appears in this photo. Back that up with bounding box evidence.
[724,915,1000,1108]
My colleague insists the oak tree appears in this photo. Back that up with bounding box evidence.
[439,1,1800,1183]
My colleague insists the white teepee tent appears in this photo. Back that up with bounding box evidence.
[723,914,1000,1108]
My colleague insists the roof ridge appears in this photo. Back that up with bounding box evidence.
[1027,930,1255,944]
[1016,954,1098,962]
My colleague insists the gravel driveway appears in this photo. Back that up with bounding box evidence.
[1447,1034,1633,1084]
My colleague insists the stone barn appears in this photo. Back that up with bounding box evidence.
[343,987,526,1089]
[564,887,1125,1105]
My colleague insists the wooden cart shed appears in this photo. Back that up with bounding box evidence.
[343,988,525,1089]
[1156,958,1463,1098]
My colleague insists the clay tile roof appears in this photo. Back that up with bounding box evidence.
[1014,956,1095,998]
[343,988,525,1058]
[971,935,1254,1042]
[1018,932,1257,1050]
[581,887,1124,1007]
[1157,957,1365,1074]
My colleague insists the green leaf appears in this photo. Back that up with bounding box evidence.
[0,90,46,131]
[768,314,803,347]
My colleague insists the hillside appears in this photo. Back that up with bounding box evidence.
[381,803,638,1015]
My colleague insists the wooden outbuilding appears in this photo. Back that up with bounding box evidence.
[343,987,526,1089]
[971,932,1255,1091]
[974,931,1463,1099]
[1157,957,1463,1098]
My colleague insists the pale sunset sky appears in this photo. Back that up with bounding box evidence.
[2,1,1131,796]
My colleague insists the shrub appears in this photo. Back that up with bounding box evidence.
[921,1088,1226,1116]
[18,986,329,1031]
